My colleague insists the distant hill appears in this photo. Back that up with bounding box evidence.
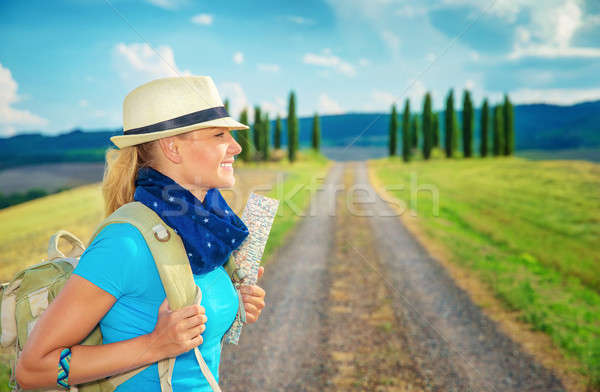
[0,129,120,169]
[2,100,599,169]
[292,99,600,150]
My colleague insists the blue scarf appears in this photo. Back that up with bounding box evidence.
[133,166,249,274]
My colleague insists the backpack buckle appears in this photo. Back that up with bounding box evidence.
[152,224,171,242]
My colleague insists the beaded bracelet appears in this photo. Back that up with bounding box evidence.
[57,347,72,389]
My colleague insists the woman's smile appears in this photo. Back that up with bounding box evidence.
[219,160,234,172]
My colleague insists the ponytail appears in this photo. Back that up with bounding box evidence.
[101,142,157,217]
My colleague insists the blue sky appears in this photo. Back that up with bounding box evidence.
[1,0,599,136]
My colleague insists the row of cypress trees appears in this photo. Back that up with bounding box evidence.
[225,92,322,163]
[389,90,515,162]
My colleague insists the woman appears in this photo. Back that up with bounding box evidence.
[15,76,266,391]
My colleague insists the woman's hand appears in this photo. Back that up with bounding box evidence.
[240,266,266,324]
[148,299,207,359]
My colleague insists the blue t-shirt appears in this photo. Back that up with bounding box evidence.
[73,223,239,391]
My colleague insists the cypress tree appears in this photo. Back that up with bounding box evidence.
[462,90,474,158]
[389,104,398,156]
[263,113,270,160]
[224,99,235,141]
[422,92,433,160]
[480,98,489,157]
[493,104,505,156]
[274,115,282,149]
[445,89,456,158]
[411,115,419,149]
[312,112,321,152]
[454,115,460,156]
[287,91,298,162]
[253,106,262,152]
[503,94,514,156]
[402,99,411,162]
[239,108,251,162]
[432,112,440,148]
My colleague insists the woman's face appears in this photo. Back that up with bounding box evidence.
[165,127,243,195]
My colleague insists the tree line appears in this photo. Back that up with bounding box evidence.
[388,89,515,162]
[0,187,72,210]
[225,91,321,164]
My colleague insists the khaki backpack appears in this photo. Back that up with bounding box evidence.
[0,201,241,392]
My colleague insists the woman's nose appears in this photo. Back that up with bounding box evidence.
[229,133,243,155]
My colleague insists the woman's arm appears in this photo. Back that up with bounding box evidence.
[16,274,207,389]
[16,274,153,388]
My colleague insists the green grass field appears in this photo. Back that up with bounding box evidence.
[0,150,330,386]
[370,154,600,387]
[516,147,600,163]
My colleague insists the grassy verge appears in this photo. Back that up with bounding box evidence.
[370,155,600,389]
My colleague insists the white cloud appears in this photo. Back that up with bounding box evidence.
[465,79,475,90]
[144,0,187,9]
[509,45,600,59]
[363,89,397,111]
[0,63,47,136]
[260,97,286,118]
[303,49,356,77]
[509,87,600,105]
[324,0,409,58]
[318,93,344,114]
[469,50,480,61]
[358,58,371,67]
[287,16,315,25]
[395,4,428,17]
[257,63,280,72]
[445,0,600,59]
[79,99,89,108]
[218,82,248,120]
[381,30,401,57]
[233,51,244,64]
[508,0,600,59]
[442,0,528,23]
[361,81,429,112]
[405,80,426,107]
[92,109,107,118]
[191,14,213,25]
[114,42,191,82]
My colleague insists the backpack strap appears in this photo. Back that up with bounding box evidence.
[88,202,197,310]
[86,202,219,392]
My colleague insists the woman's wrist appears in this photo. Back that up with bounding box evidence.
[140,331,163,364]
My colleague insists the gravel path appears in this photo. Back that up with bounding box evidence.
[354,161,565,392]
[219,163,343,391]
[219,161,565,392]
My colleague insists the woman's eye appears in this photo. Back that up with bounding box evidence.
[215,133,225,137]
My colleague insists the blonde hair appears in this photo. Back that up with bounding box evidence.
[101,142,158,218]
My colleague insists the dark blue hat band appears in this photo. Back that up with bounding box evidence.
[124,106,229,135]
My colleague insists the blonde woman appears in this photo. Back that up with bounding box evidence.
[16,76,266,391]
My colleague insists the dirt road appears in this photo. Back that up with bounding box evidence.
[219,164,341,391]
[220,161,565,391]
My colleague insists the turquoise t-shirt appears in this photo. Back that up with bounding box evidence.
[73,223,239,391]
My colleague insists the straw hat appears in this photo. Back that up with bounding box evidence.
[110,76,249,149]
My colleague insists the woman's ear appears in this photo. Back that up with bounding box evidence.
[157,137,183,164]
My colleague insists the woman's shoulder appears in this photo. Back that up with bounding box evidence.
[73,223,156,298]
[87,223,148,255]
[77,223,154,272]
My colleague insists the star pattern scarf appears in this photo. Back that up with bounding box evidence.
[133,166,249,274]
